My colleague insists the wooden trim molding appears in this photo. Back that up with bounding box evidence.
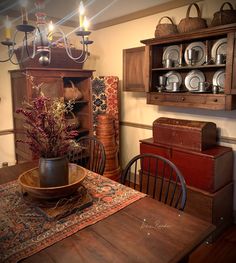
[120,121,236,145]
[2,123,236,145]
[221,136,236,145]
[120,121,152,131]
[0,129,14,136]
[92,0,197,30]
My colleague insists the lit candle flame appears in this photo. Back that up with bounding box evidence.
[79,1,85,28]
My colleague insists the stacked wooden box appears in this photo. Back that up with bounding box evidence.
[140,117,233,241]
[96,114,120,181]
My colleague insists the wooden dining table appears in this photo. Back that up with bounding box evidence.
[0,162,215,263]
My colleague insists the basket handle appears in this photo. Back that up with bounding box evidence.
[69,80,77,90]
[67,110,76,119]
[158,16,175,25]
[186,3,202,18]
[220,2,234,11]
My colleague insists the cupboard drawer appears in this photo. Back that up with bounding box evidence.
[205,95,226,104]
[147,92,226,110]
[147,93,165,103]
[148,92,207,103]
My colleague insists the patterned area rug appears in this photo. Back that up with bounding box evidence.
[0,171,145,263]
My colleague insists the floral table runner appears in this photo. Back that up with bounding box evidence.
[0,171,145,263]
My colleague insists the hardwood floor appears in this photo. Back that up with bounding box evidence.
[189,225,236,263]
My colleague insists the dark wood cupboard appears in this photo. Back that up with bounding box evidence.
[10,68,94,163]
[123,23,236,110]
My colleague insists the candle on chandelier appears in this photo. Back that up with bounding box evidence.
[83,16,89,31]
[20,0,28,24]
[79,1,85,28]
[4,16,12,40]
[48,21,54,41]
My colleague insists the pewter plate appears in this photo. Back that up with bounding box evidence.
[164,71,182,91]
[212,69,225,92]
[185,70,205,91]
[163,45,180,67]
[211,38,227,62]
[184,41,206,66]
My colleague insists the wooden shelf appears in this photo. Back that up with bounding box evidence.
[123,23,236,110]
[147,24,236,110]
[65,99,88,104]
[152,64,226,71]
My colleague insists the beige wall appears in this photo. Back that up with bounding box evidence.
[86,0,236,209]
[0,43,18,165]
[0,0,236,208]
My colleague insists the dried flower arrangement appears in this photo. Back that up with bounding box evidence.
[16,94,79,158]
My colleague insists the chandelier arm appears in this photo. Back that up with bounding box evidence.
[0,45,13,62]
[0,58,10,62]
[36,26,46,50]
[51,28,86,61]
[64,37,86,61]
[48,48,52,64]
[9,55,21,65]
[7,31,34,65]
[22,34,36,60]
[24,32,31,57]
[31,32,37,59]
[72,45,90,64]
[50,30,78,58]
[6,31,22,65]
[10,30,31,65]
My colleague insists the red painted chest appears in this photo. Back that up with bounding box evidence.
[140,138,233,193]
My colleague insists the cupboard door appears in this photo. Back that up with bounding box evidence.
[28,76,64,99]
[123,46,149,92]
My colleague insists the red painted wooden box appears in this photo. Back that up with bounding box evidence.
[153,117,217,152]
[140,138,233,193]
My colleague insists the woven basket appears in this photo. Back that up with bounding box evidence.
[64,80,83,101]
[66,112,80,130]
[155,16,178,37]
[178,3,207,33]
[211,2,236,27]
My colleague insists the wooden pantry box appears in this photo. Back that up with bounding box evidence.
[153,117,217,152]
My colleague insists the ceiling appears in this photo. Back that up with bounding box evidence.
[0,0,194,30]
